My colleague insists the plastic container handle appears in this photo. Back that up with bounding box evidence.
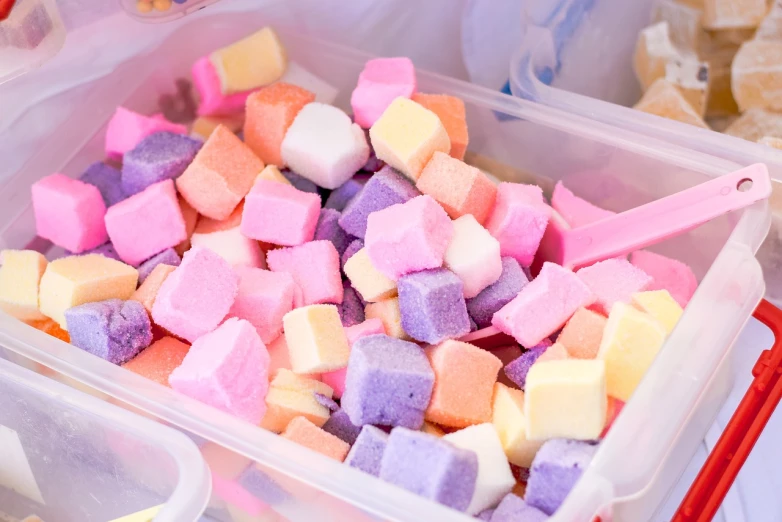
[673,299,782,522]
[0,0,15,20]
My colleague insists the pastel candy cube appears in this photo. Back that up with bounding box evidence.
[177,125,264,220]
[130,264,176,315]
[503,343,550,390]
[379,427,478,512]
[365,297,407,339]
[633,21,680,91]
[281,103,370,189]
[525,360,607,440]
[190,114,244,140]
[526,439,598,516]
[443,215,502,298]
[577,258,652,315]
[342,334,435,428]
[283,304,350,374]
[321,318,387,398]
[551,182,615,228]
[491,383,543,468]
[74,241,121,261]
[241,180,321,246]
[79,162,127,207]
[267,241,343,305]
[630,250,697,307]
[39,255,138,329]
[490,494,548,522]
[351,57,417,129]
[0,250,47,320]
[598,302,667,401]
[104,107,187,159]
[255,164,291,186]
[24,318,70,343]
[244,82,315,166]
[536,342,569,363]
[280,168,319,194]
[727,108,782,141]
[237,464,289,505]
[412,93,469,160]
[121,132,202,196]
[191,202,265,269]
[485,183,552,267]
[602,396,625,437]
[398,268,471,344]
[122,336,190,387]
[228,266,296,344]
[322,408,362,445]
[466,257,528,328]
[338,283,365,327]
[210,27,287,95]
[634,78,709,128]
[443,424,515,515]
[345,425,389,476]
[314,208,353,258]
[281,416,350,462]
[342,239,364,271]
[32,173,108,253]
[278,61,339,104]
[557,307,607,360]
[493,262,595,348]
[632,290,683,334]
[703,0,766,30]
[151,246,239,343]
[192,56,253,117]
[324,176,367,212]
[65,299,152,364]
[344,248,397,302]
[137,248,180,284]
[261,369,333,433]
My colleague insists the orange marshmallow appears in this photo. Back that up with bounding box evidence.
[536,343,569,363]
[281,416,350,462]
[175,195,199,256]
[557,307,607,359]
[262,369,332,433]
[364,297,407,340]
[130,264,177,315]
[122,336,190,387]
[412,93,469,160]
[193,200,244,234]
[24,318,70,343]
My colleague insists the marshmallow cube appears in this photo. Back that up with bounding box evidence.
[321,318,386,398]
[122,336,190,387]
[191,114,245,141]
[229,267,296,344]
[281,416,350,462]
[324,176,367,212]
[151,246,239,342]
[342,239,364,271]
[490,494,548,522]
[137,248,181,285]
[493,262,595,348]
[105,107,187,159]
[241,180,321,246]
[557,307,607,360]
[0,250,47,321]
[177,125,264,220]
[169,318,269,424]
[537,342,570,364]
[314,208,353,257]
[443,215,503,298]
[443,424,515,515]
[630,250,697,307]
[237,464,290,505]
[255,164,291,186]
[467,257,528,328]
[65,299,152,364]
[492,383,543,468]
[75,242,121,261]
[191,204,265,269]
[503,345,549,390]
[281,103,370,189]
[191,56,253,117]
[121,132,202,196]
[369,97,451,181]
[412,93,469,160]
[130,264,176,315]
[283,304,350,374]
[344,248,397,303]
[345,425,389,476]
[485,183,552,267]
[32,173,108,253]
[25,318,70,343]
[322,408,362,445]
[398,269,471,344]
[342,334,435,429]
[577,258,652,315]
[267,241,343,305]
[379,428,478,512]
[175,195,199,257]
[210,27,287,95]
[338,283,366,327]
[634,78,709,128]
[351,57,417,129]
[281,168,319,194]
[551,181,615,228]
[261,369,333,433]
[526,439,598,516]
[632,290,683,334]
[79,162,127,207]
[244,82,315,166]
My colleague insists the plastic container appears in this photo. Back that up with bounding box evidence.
[0,12,775,522]
[0,355,210,522]
[0,0,66,85]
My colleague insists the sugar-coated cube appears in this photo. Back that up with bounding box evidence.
[237,464,290,505]
[175,195,198,257]
[169,318,269,423]
[632,290,684,334]
[229,267,296,344]
[412,93,469,160]
[365,195,453,280]
[525,439,598,516]
[732,40,782,112]
[151,246,238,343]
[65,299,152,364]
[121,132,202,196]
[602,396,626,437]
[261,369,333,433]
[490,494,548,522]
[255,164,291,186]
[130,264,176,315]
[338,283,365,327]
[537,342,569,364]
[321,318,387,398]
[267,241,343,305]
[756,2,782,40]
[283,304,350,374]
[104,107,187,159]
[210,27,287,95]
[122,336,190,387]
[280,168,319,194]
[211,474,269,519]
[241,180,321,246]
[32,173,108,253]
[467,257,528,329]
[324,176,367,212]
[703,0,766,30]
[576,258,652,315]
[75,242,121,261]
[322,408,362,445]
[24,318,70,343]
[190,216,265,270]
[665,58,710,117]
[191,56,253,117]
[443,215,502,298]
[342,334,435,428]
[551,182,615,228]
[0,250,47,320]
[244,82,315,166]
[39,255,138,329]
[79,162,127,207]
[557,307,607,359]
[314,208,353,258]
[344,248,397,302]
[380,427,478,512]
[425,340,502,428]
[634,78,709,128]
[724,108,782,142]
[177,125,263,220]
[281,416,350,462]
[190,114,244,141]
[493,262,595,348]
[137,248,180,284]
[653,0,702,52]
[485,183,552,267]
[398,268,471,344]
[369,97,451,181]
[525,360,607,440]
[345,425,389,476]
[598,302,667,401]
[351,57,417,129]
[342,238,364,270]
[365,297,407,339]
[633,22,680,90]
[630,250,697,307]
[491,383,543,468]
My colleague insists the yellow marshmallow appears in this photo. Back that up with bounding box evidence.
[524,360,607,441]
[598,302,667,401]
[261,369,333,433]
[283,305,350,374]
[365,297,408,340]
[631,290,683,335]
[191,115,244,140]
[255,164,291,186]
[0,250,47,321]
[369,97,451,181]
[422,421,446,437]
[491,383,543,467]
[107,505,163,522]
[210,27,287,95]
[39,255,138,330]
[344,248,397,302]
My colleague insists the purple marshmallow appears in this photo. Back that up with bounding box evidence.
[65,299,152,364]
[503,342,552,390]
[467,257,529,328]
[341,334,434,429]
[121,131,202,196]
[526,439,598,516]
[489,494,548,522]
[237,464,290,505]
[80,162,127,207]
[314,392,339,412]
[345,425,389,477]
[322,408,362,445]
[338,166,420,239]
[324,175,369,211]
[397,268,471,344]
[68,241,121,261]
[137,248,181,283]
[476,508,495,521]
[314,208,353,257]
[362,129,384,172]
[281,168,319,194]
[380,427,478,512]
[339,282,366,327]
[341,239,364,273]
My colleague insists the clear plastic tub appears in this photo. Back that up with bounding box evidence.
[0,0,66,85]
[0,12,774,522]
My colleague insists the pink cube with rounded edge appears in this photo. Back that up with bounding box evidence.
[169,317,269,424]
[192,56,254,117]
[576,258,653,315]
[351,57,417,129]
[485,183,552,267]
[281,416,351,462]
[228,266,296,344]
[105,107,187,160]
[492,262,595,348]
[104,179,187,266]
[266,241,343,306]
[321,318,386,398]
[32,174,108,253]
[241,180,321,246]
[557,307,607,360]
[365,195,454,280]
[152,246,239,342]
[630,250,698,308]
[551,182,615,228]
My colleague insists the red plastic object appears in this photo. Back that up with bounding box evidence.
[0,0,15,21]
[674,298,782,522]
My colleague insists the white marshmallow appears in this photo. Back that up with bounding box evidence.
[190,227,265,269]
[444,214,503,298]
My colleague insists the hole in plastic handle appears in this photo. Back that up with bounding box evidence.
[0,0,16,21]
[737,178,753,192]
[673,299,782,522]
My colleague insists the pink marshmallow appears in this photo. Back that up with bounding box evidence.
[169,317,269,424]
[630,250,698,308]
[241,180,321,247]
[31,173,108,253]
[192,56,254,117]
[492,262,595,347]
[576,258,653,315]
[365,195,454,280]
[104,180,187,266]
[321,318,386,398]
[228,266,296,344]
[152,246,239,342]
[211,474,271,517]
[485,183,552,267]
[105,107,187,160]
[190,227,265,269]
[266,240,343,306]
[551,181,615,228]
[350,57,417,129]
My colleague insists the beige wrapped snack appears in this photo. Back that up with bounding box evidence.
[634,22,682,90]
[665,58,711,116]
[702,0,767,30]
[634,78,710,128]
[725,108,782,142]
[732,39,782,112]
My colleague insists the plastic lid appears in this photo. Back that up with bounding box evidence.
[0,0,66,85]
[119,0,223,22]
